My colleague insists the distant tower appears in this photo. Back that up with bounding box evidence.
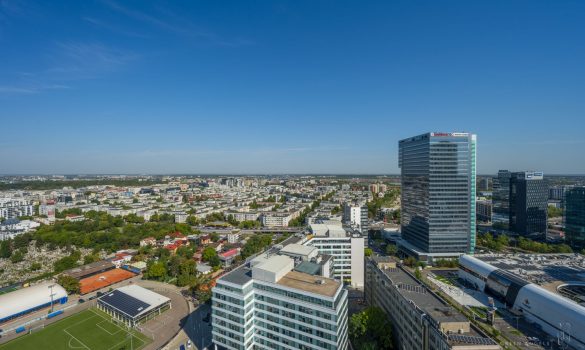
[564,187,585,251]
[509,171,548,238]
[492,170,511,230]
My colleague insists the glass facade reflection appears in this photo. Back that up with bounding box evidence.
[492,170,511,229]
[509,171,547,237]
[399,132,476,254]
[564,187,585,251]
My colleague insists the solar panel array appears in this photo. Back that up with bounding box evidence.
[448,334,497,345]
[100,290,151,317]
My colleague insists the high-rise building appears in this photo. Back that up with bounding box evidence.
[476,199,492,223]
[398,132,477,260]
[564,187,585,251]
[509,171,548,238]
[212,254,348,350]
[492,170,511,230]
[549,186,567,201]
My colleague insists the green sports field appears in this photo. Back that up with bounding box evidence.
[0,309,151,350]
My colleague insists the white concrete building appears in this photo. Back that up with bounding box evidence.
[305,224,365,288]
[212,254,348,350]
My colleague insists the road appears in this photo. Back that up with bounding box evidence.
[165,303,212,350]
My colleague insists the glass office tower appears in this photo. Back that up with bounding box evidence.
[492,170,511,230]
[398,132,477,256]
[509,171,548,238]
[564,187,585,251]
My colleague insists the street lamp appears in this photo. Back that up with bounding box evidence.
[48,284,55,313]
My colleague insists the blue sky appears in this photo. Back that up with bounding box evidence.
[1,0,584,174]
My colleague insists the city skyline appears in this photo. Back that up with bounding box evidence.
[1,0,585,174]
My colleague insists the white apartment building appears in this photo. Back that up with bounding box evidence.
[227,232,240,244]
[226,211,260,222]
[343,203,368,233]
[0,199,34,219]
[260,212,293,227]
[212,254,348,350]
[305,224,364,288]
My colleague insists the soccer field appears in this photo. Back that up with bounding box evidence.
[0,308,151,350]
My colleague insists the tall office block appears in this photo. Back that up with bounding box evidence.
[564,187,585,251]
[492,170,511,230]
[509,172,548,237]
[398,132,476,260]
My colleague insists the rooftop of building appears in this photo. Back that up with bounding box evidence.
[294,261,322,275]
[474,253,585,302]
[279,243,317,257]
[369,256,493,342]
[277,270,340,297]
[62,260,114,279]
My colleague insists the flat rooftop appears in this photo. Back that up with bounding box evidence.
[370,257,495,346]
[475,254,585,297]
[279,244,317,257]
[63,260,114,279]
[277,270,340,298]
[220,265,252,286]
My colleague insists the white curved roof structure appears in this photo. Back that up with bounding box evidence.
[514,284,585,348]
[0,282,67,321]
[459,255,498,277]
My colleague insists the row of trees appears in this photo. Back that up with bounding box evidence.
[0,178,162,191]
[241,234,273,259]
[477,232,573,253]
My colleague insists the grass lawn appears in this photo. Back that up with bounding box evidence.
[0,308,151,350]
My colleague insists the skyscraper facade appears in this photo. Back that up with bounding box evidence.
[492,170,511,230]
[398,132,477,258]
[564,187,585,251]
[509,171,548,238]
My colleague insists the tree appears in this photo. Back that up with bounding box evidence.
[349,306,393,349]
[83,253,100,265]
[10,249,25,263]
[54,252,81,272]
[385,245,398,256]
[146,261,167,281]
[57,274,81,294]
[364,248,373,257]
[548,205,562,218]
[202,247,218,262]
[186,215,200,226]
[403,256,417,267]
[0,240,12,259]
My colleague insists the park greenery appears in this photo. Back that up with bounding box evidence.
[0,178,162,191]
[241,234,273,259]
[349,306,393,349]
[367,189,400,219]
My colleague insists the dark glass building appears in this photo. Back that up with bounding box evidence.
[398,132,476,257]
[564,187,585,251]
[509,171,548,238]
[492,170,511,230]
